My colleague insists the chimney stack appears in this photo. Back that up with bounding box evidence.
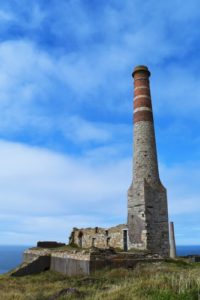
[127,65,170,256]
[169,222,176,258]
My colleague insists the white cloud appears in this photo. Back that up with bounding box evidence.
[0,139,129,244]
[0,214,118,245]
[61,116,112,143]
[0,2,199,140]
[0,0,199,247]
[0,138,199,245]
[160,162,200,215]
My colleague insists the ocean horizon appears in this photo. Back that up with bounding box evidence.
[0,244,200,274]
[0,245,32,274]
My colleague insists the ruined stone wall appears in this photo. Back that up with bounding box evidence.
[71,224,127,250]
[50,252,90,276]
[14,247,164,276]
[23,249,51,263]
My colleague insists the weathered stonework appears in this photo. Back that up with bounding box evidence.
[70,224,128,250]
[11,247,163,276]
[67,65,170,257]
[128,66,169,256]
[51,251,91,275]
[11,65,172,277]
[169,222,176,258]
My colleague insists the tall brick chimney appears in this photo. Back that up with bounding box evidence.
[127,65,169,256]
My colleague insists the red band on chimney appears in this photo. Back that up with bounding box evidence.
[134,87,150,97]
[134,110,153,123]
[134,78,149,88]
[134,98,152,110]
[133,66,152,123]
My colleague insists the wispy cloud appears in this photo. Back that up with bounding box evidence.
[0,139,129,244]
[0,138,199,245]
[0,0,199,245]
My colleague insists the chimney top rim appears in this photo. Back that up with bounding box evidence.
[132,65,151,78]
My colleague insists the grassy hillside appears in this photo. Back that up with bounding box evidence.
[0,259,200,300]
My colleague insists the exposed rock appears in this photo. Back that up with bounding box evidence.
[48,288,83,300]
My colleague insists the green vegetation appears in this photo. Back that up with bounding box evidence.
[0,260,200,300]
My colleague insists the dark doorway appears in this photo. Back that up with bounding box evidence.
[106,237,110,247]
[78,231,83,248]
[92,238,96,247]
[123,230,128,251]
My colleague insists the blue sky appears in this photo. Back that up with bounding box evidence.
[0,0,200,246]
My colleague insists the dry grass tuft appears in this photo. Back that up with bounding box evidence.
[0,260,200,300]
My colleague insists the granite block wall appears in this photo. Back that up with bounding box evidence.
[71,224,128,250]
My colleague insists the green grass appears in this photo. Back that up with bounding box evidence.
[0,260,200,300]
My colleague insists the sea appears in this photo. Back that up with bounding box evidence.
[0,245,32,274]
[0,245,200,274]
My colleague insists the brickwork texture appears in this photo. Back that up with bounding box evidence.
[128,65,169,256]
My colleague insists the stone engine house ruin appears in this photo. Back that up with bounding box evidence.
[70,66,170,257]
